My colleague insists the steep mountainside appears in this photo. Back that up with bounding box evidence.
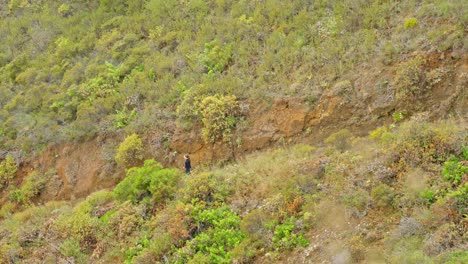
[0,0,467,263]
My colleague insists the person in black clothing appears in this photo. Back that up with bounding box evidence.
[184,154,191,174]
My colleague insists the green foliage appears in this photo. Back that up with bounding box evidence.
[114,108,138,129]
[404,18,419,29]
[199,41,233,76]
[442,157,467,185]
[125,235,150,264]
[177,205,244,264]
[59,238,84,259]
[182,172,228,205]
[57,4,71,17]
[0,155,17,189]
[115,133,144,168]
[438,250,468,264]
[54,210,101,244]
[371,183,395,209]
[383,121,463,168]
[272,217,309,250]
[199,94,241,143]
[419,189,436,205]
[9,171,47,205]
[389,236,433,264]
[392,110,407,123]
[114,159,180,204]
[446,183,468,215]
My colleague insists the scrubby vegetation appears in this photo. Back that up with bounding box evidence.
[0,0,467,263]
[0,0,466,154]
[0,120,466,263]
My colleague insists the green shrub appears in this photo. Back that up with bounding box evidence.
[9,171,47,205]
[437,250,468,264]
[442,157,467,185]
[324,129,351,152]
[0,155,17,189]
[199,94,241,144]
[134,233,172,262]
[54,211,101,246]
[446,183,468,215]
[392,110,407,123]
[272,217,309,250]
[181,172,228,205]
[419,189,436,205]
[115,133,144,168]
[385,121,462,169]
[371,184,395,209]
[113,108,138,129]
[0,202,15,218]
[199,41,233,75]
[404,18,418,29]
[59,238,84,259]
[125,235,150,264]
[114,159,180,204]
[176,205,244,264]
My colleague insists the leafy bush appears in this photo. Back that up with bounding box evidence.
[384,121,462,169]
[392,110,407,123]
[176,205,244,264]
[446,183,468,215]
[199,94,241,144]
[404,18,419,29]
[199,41,233,75]
[115,133,144,168]
[271,217,309,250]
[0,155,17,189]
[59,238,84,259]
[371,184,395,209]
[389,236,433,264]
[442,157,467,185]
[181,172,228,206]
[9,171,47,205]
[114,159,181,204]
[125,235,150,264]
[342,189,370,211]
[54,211,101,247]
[437,250,468,264]
[419,189,436,205]
[113,108,138,129]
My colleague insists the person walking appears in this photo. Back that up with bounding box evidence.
[184,154,192,174]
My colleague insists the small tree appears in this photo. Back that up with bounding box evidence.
[115,134,144,168]
[199,94,240,144]
[0,155,17,189]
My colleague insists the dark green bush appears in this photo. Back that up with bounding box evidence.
[9,171,47,205]
[114,159,181,204]
[442,157,467,185]
[176,205,244,264]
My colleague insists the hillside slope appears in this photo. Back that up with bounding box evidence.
[0,0,467,263]
[1,120,467,263]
